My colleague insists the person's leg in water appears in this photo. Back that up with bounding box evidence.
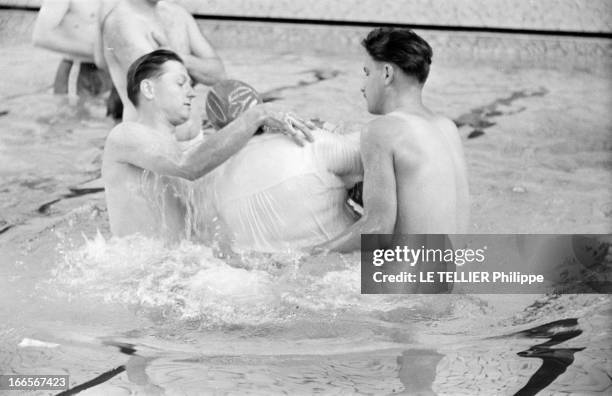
[106,85,123,123]
[76,62,113,96]
[53,58,73,94]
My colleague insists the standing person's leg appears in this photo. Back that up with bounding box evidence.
[106,85,123,122]
[77,62,113,96]
[53,58,73,94]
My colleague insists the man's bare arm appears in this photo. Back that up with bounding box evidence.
[108,106,264,180]
[109,105,305,180]
[314,120,398,253]
[103,14,157,73]
[315,131,363,187]
[180,9,226,85]
[32,0,93,60]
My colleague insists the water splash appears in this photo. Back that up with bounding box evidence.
[53,233,429,328]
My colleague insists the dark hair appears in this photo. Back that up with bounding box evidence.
[126,49,183,106]
[362,27,432,84]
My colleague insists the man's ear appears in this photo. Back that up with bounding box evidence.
[140,79,155,100]
[383,63,394,85]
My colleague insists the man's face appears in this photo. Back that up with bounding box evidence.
[150,61,195,126]
[361,54,385,115]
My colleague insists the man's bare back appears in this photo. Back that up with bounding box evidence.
[373,110,469,234]
[316,27,470,253]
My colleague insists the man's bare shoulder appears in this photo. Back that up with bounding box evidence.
[103,1,140,35]
[158,1,192,20]
[363,115,412,147]
[103,1,126,24]
[106,122,150,147]
[432,114,459,133]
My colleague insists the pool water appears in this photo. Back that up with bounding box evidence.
[1,42,611,395]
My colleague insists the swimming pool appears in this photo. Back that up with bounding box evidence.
[1,9,611,395]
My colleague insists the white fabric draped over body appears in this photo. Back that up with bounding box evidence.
[198,129,362,252]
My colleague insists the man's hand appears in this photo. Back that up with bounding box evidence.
[257,104,316,147]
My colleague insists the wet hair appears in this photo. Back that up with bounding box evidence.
[362,27,432,84]
[126,49,183,106]
[205,79,262,130]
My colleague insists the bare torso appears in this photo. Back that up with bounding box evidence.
[102,1,191,120]
[387,111,470,233]
[63,1,99,60]
[34,0,100,62]
[102,123,187,241]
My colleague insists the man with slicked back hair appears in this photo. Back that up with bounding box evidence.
[100,0,225,138]
[102,51,313,241]
[315,28,470,253]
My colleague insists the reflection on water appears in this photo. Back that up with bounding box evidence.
[47,318,608,396]
[0,213,608,394]
[40,231,612,394]
[398,349,444,395]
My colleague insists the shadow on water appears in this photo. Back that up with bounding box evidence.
[510,318,585,396]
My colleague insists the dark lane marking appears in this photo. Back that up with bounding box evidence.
[511,318,585,396]
[0,224,13,234]
[55,365,126,396]
[454,87,549,139]
[260,68,342,102]
[55,343,139,395]
[37,188,105,215]
[515,346,585,396]
[0,224,13,235]
[0,219,13,235]
[38,198,62,215]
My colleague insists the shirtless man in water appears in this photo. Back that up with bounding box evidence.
[32,0,111,95]
[100,0,225,130]
[102,50,312,241]
[317,28,470,253]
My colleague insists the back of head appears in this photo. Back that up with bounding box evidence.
[205,80,262,130]
[362,27,432,84]
[126,49,183,106]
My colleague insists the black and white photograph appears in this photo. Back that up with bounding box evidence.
[0,0,610,394]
